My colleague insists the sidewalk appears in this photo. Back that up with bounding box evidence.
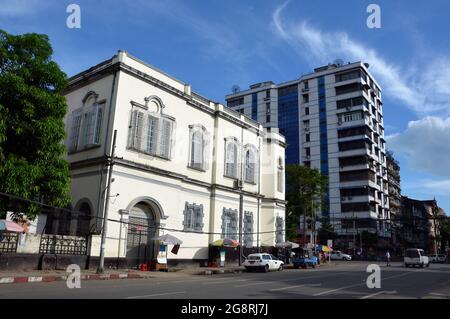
[0,266,247,285]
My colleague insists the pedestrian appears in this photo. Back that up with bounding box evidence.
[385,250,391,266]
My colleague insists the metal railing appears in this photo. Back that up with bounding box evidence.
[0,233,19,253]
[39,234,88,255]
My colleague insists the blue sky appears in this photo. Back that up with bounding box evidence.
[1,0,449,214]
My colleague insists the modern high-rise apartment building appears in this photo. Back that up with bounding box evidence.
[226,61,391,243]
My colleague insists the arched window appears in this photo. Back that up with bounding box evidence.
[277,157,284,193]
[244,145,258,184]
[188,125,209,171]
[128,98,175,160]
[225,139,239,178]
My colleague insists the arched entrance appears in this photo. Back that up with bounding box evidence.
[126,201,159,268]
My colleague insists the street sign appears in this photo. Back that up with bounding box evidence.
[327,240,333,248]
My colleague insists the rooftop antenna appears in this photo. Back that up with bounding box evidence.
[231,84,241,94]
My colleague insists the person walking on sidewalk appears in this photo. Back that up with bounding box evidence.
[385,251,391,267]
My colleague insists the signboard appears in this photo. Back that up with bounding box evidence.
[327,240,333,248]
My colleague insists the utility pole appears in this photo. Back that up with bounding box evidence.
[97,130,117,274]
[353,215,356,257]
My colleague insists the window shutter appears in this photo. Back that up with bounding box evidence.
[191,131,203,169]
[93,104,103,145]
[68,111,82,152]
[203,131,210,171]
[127,110,138,148]
[82,106,96,147]
[159,119,172,158]
[147,115,159,154]
[134,111,144,151]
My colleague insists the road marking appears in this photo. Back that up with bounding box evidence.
[203,279,247,285]
[360,290,397,299]
[269,283,322,292]
[429,292,448,297]
[234,281,273,288]
[126,291,186,299]
[313,271,414,296]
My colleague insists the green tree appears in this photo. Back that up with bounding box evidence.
[0,30,70,219]
[285,164,328,241]
[317,219,337,245]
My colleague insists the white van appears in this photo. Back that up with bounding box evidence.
[404,248,430,268]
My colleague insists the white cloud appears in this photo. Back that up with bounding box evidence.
[272,2,450,117]
[387,117,450,178]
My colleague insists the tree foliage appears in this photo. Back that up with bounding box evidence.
[0,29,70,219]
[285,164,328,241]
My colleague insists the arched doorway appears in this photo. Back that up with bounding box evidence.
[126,202,159,268]
[76,202,92,237]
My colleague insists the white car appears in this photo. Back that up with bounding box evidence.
[243,253,284,272]
[330,251,352,261]
[429,254,447,263]
[404,248,430,268]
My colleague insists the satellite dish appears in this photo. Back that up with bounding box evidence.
[334,59,344,67]
[364,63,370,69]
[231,85,241,94]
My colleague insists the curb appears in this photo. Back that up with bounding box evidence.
[0,272,148,284]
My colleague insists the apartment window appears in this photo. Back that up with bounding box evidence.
[276,217,284,244]
[227,97,244,108]
[338,139,369,152]
[302,94,309,103]
[277,157,284,193]
[335,83,364,95]
[128,109,175,159]
[225,138,240,179]
[339,156,368,167]
[304,81,309,90]
[340,169,372,182]
[266,90,270,99]
[303,120,310,131]
[244,145,258,184]
[188,125,209,171]
[338,126,371,138]
[183,202,204,231]
[305,147,311,157]
[338,111,363,123]
[278,84,297,97]
[340,187,369,198]
[221,208,238,240]
[243,212,254,247]
[341,202,371,212]
[305,134,310,143]
[335,69,361,82]
[266,114,271,123]
[67,97,105,152]
[336,96,364,109]
[304,161,311,168]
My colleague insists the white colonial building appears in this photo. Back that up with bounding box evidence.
[50,50,285,267]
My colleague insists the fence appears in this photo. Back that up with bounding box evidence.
[39,234,88,255]
[0,233,19,253]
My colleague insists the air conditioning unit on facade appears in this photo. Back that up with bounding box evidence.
[346,106,352,111]
[305,127,310,132]
[338,121,343,126]
[234,180,243,189]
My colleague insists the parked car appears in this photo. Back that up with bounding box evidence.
[293,249,318,269]
[243,253,284,272]
[429,254,447,263]
[330,250,352,261]
[404,248,430,268]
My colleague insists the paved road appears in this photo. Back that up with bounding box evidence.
[1,262,449,299]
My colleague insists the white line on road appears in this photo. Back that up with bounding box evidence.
[269,283,322,292]
[313,271,414,296]
[202,279,248,285]
[360,290,397,299]
[234,281,273,288]
[126,291,186,299]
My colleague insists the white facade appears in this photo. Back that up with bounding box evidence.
[57,50,285,266]
[226,61,390,240]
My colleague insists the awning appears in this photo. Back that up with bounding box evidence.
[212,238,240,247]
[275,241,300,249]
[152,234,183,245]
